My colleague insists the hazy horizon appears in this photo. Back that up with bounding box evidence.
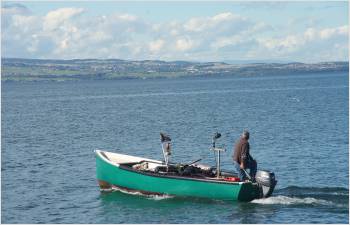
[1,57,349,65]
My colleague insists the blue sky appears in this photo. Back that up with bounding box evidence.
[2,1,349,62]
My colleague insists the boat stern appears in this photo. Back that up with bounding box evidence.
[237,182,261,201]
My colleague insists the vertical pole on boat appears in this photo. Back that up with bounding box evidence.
[211,132,225,179]
[161,142,171,168]
[217,149,221,178]
[160,133,172,171]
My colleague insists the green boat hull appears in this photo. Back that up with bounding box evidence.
[95,150,261,202]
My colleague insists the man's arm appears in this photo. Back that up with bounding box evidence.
[240,143,248,169]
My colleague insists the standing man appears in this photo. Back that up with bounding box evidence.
[232,130,257,181]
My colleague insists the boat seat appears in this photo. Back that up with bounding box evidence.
[97,150,161,164]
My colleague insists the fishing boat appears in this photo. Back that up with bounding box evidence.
[95,132,277,202]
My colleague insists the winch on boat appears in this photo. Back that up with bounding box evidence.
[95,132,277,201]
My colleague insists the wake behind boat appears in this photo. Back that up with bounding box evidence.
[95,133,277,202]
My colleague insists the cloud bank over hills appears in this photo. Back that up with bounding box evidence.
[1,3,348,62]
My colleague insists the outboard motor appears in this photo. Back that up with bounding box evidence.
[255,170,277,198]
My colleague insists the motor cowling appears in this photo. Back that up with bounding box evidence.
[255,170,277,198]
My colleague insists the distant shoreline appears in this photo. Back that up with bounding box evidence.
[1,58,348,82]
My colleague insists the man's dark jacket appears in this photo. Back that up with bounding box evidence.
[233,137,253,165]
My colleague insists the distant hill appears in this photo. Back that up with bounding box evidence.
[1,58,348,82]
[222,59,292,64]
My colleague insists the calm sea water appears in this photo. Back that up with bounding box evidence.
[2,72,349,223]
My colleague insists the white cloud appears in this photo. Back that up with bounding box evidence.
[319,25,348,39]
[12,15,40,32]
[43,7,84,31]
[183,12,248,35]
[303,26,348,43]
[149,39,165,53]
[261,35,300,52]
[117,14,138,21]
[337,25,348,35]
[175,38,195,51]
[183,18,206,32]
[254,25,348,61]
[1,5,348,62]
[304,28,317,41]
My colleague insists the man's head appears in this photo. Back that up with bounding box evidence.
[242,130,250,140]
